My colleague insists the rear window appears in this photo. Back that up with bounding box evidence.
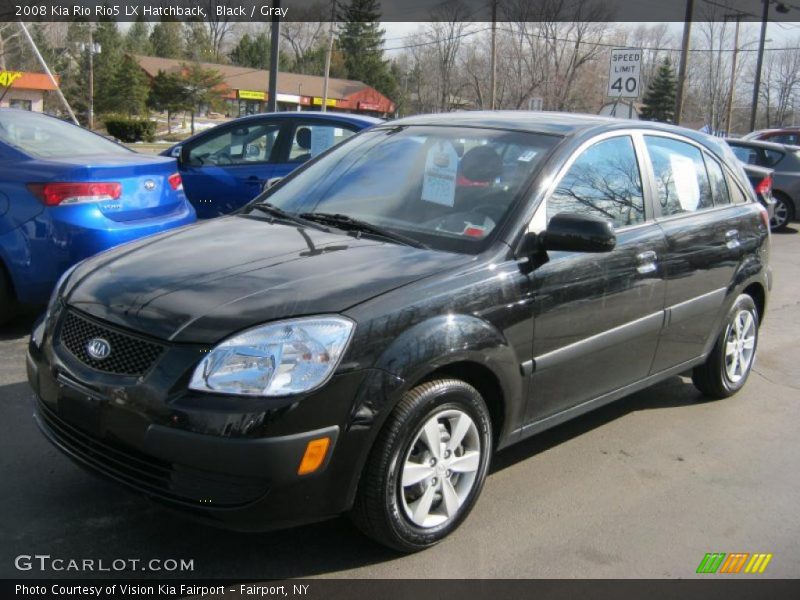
[0,111,131,159]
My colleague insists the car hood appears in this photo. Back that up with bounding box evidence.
[65,216,470,344]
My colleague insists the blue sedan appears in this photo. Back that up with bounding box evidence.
[163,112,380,219]
[0,109,196,322]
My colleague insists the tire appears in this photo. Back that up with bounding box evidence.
[0,264,16,326]
[692,294,759,399]
[770,192,794,231]
[351,378,493,552]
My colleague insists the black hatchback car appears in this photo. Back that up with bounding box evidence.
[27,112,771,552]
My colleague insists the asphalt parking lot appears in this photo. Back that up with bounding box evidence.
[1,229,798,580]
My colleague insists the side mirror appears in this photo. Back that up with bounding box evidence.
[539,212,616,253]
[262,177,283,192]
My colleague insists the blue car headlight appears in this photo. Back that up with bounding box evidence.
[189,316,355,397]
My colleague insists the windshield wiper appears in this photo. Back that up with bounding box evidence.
[249,202,328,230]
[299,212,429,249]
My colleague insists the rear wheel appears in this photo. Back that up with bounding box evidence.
[692,294,759,399]
[351,378,492,552]
[770,192,794,231]
[0,264,17,326]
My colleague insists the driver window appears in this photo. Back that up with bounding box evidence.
[187,123,280,167]
[541,135,646,230]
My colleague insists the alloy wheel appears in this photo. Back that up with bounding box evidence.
[771,198,789,230]
[399,409,481,528]
[724,309,757,384]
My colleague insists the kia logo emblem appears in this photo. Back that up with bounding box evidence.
[86,338,111,361]
[143,180,156,191]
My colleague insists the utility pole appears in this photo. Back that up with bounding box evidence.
[87,26,94,130]
[321,0,337,113]
[750,0,772,132]
[489,0,497,110]
[17,22,78,124]
[674,0,695,125]
[724,14,742,136]
[267,0,281,112]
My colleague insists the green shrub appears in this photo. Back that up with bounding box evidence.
[105,117,157,143]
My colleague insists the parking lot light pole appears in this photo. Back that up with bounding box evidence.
[750,1,790,132]
[267,0,281,113]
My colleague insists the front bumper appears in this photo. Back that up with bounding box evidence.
[26,311,388,531]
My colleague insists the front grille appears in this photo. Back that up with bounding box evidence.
[59,310,163,376]
[37,401,268,507]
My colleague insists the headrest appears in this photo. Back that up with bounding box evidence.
[460,145,502,183]
[296,127,312,150]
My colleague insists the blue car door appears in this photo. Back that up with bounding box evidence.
[269,119,362,179]
[179,119,283,218]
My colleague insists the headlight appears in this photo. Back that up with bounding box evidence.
[189,316,355,397]
[45,264,79,321]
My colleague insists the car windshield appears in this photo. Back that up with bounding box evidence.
[0,111,131,159]
[250,125,559,254]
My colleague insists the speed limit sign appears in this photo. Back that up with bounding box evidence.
[608,48,641,98]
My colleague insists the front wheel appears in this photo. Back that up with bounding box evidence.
[692,294,759,399]
[351,378,493,552]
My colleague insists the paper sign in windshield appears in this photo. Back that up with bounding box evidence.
[669,154,700,211]
[310,127,335,158]
[422,141,458,207]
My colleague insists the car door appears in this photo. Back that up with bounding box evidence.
[643,134,745,372]
[269,119,362,180]
[180,119,284,218]
[525,133,668,424]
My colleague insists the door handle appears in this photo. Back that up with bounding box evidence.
[636,250,658,275]
[725,229,740,250]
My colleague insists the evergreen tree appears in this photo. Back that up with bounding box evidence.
[91,21,124,115]
[150,21,184,59]
[109,54,151,116]
[337,0,397,99]
[125,19,152,56]
[640,58,677,124]
[147,70,188,133]
[229,33,272,70]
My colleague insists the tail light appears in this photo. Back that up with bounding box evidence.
[27,182,121,206]
[754,175,772,197]
[168,173,183,191]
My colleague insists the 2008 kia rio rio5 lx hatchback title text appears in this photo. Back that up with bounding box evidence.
[27,112,771,552]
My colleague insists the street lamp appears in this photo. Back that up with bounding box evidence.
[79,27,101,130]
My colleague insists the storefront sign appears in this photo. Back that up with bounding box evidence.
[239,89,266,101]
[312,97,337,107]
[0,71,23,87]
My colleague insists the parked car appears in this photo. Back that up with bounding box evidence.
[741,163,778,229]
[726,138,800,230]
[742,127,800,146]
[28,112,770,552]
[0,109,196,324]
[163,112,381,219]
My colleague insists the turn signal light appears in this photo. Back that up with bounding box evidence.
[27,182,121,206]
[298,437,331,475]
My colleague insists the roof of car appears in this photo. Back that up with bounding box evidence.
[725,137,796,152]
[381,110,723,144]
[227,111,382,127]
